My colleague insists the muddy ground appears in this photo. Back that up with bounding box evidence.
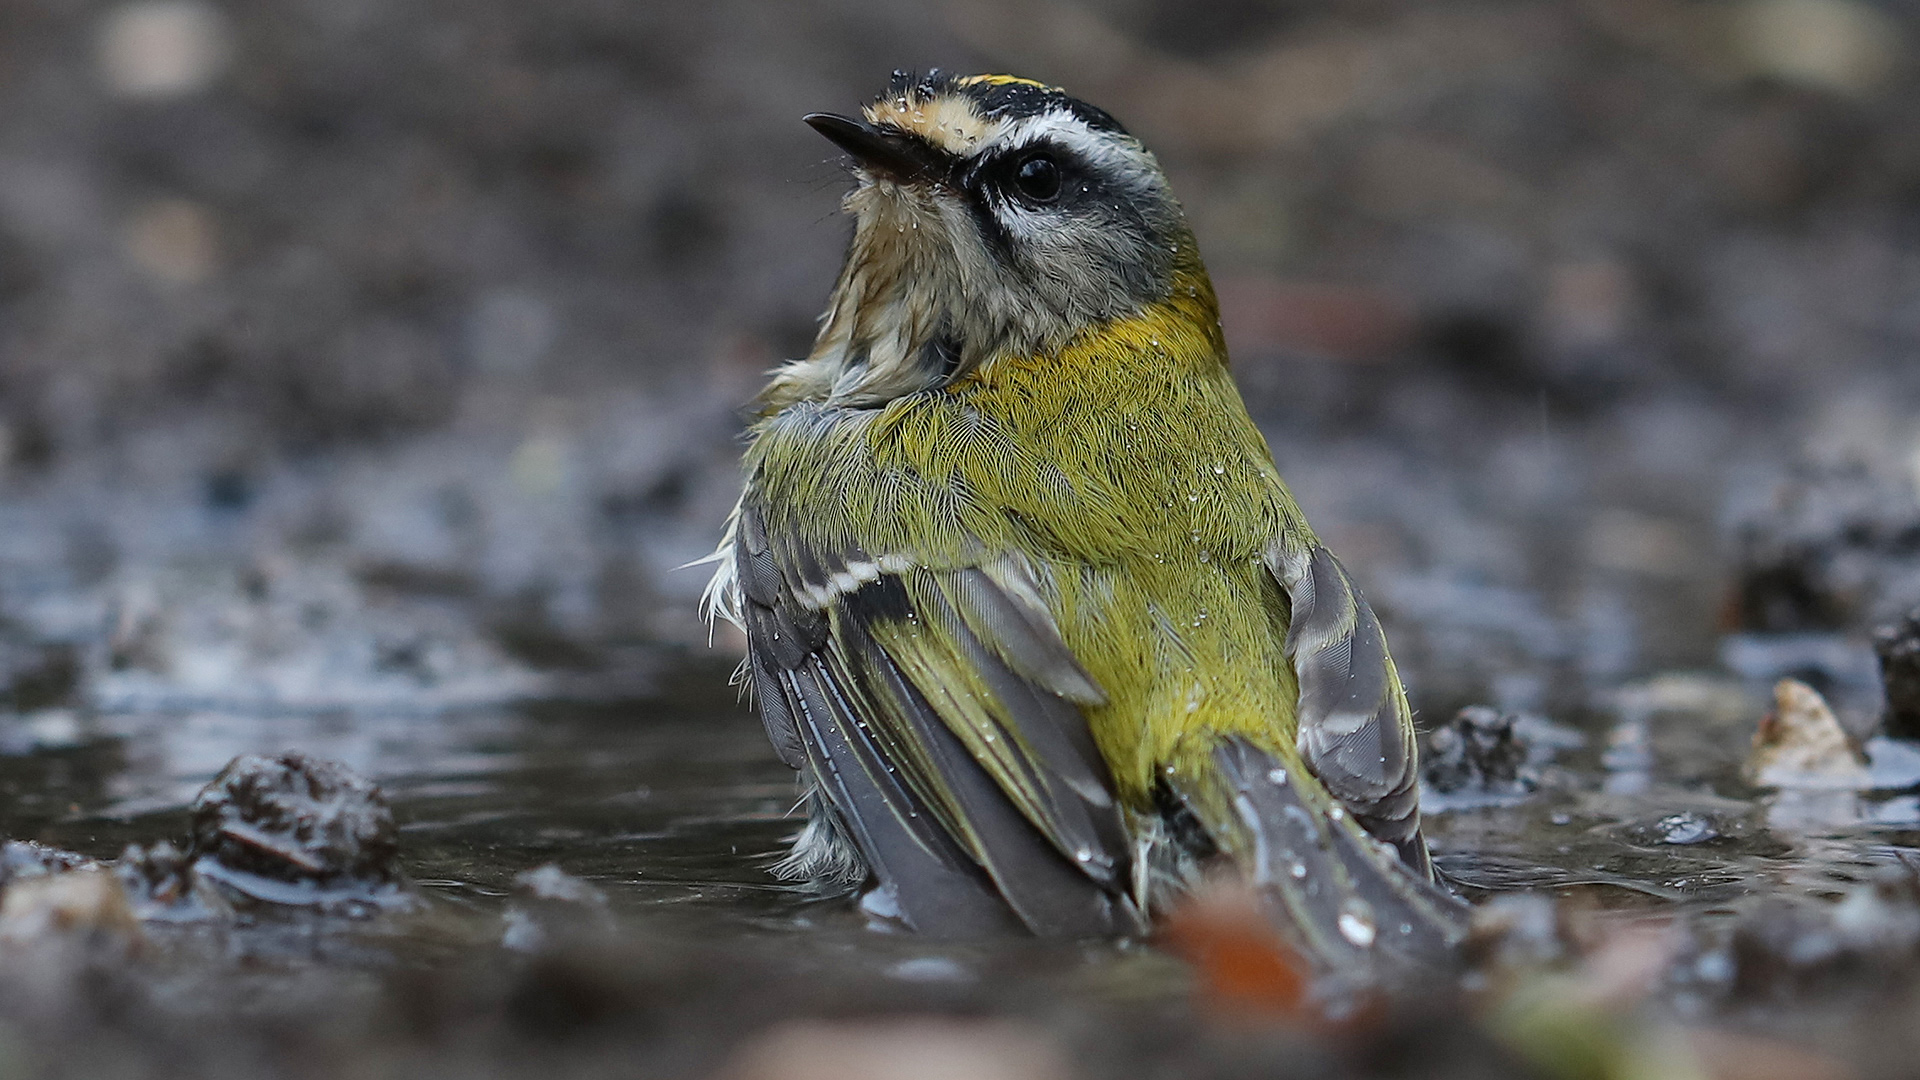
[4,0,1920,1077]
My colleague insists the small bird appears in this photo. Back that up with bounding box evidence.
[706,72,1464,971]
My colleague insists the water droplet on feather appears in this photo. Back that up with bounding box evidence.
[1338,901,1377,948]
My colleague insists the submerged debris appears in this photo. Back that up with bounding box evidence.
[1743,678,1870,788]
[503,863,615,952]
[1874,607,1920,741]
[4,756,408,924]
[1723,861,1920,999]
[1486,919,1703,1080]
[1462,894,1574,980]
[186,751,409,911]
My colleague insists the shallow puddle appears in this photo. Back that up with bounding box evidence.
[8,638,1920,1080]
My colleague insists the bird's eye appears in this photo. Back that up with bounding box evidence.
[1011,153,1061,202]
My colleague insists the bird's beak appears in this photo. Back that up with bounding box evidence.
[805,113,949,185]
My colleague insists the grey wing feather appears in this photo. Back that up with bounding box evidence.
[915,575,1128,885]
[776,656,1021,935]
[832,600,1135,935]
[1268,543,1431,877]
[946,562,1106,705]
[734,499,1138,937]
[737,506,807,768]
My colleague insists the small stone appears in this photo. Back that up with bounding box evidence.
[116,840,227,919]
[1743,678,1870,789]
[116,840,191,906]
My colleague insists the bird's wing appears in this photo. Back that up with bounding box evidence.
[731,489,1140,938]
[1265,537,1432,876]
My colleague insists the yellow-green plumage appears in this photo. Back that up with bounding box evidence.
[715,71,1462,968]
[750,261,1302,803]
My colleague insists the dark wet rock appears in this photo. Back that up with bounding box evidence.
[186,752,408,911]
[1422,707,1536,798]
[502,863,615,952]
[1874,607,1920,740]
[1733,462,1920,634]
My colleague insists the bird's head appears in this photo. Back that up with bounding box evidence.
[769,72,1210,409]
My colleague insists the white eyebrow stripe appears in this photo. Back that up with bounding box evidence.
[990,110,1134,168]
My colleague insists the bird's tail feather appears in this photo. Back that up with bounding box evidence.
[1170,737,1467,974]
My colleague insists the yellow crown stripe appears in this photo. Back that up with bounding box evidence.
[955,74,1059,92]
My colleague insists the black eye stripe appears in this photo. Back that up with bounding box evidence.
[961,181,1018,266]
[964,142,1085,207]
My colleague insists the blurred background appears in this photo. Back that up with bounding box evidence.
[1,0,1918,728]
[6,4,1920,1077]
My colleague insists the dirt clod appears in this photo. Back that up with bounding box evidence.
[186,752,404,908]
